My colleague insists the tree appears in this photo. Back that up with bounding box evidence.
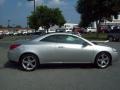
[76,0,120,28]
[28,5,66,31]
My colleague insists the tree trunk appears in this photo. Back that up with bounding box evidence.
[96,20,100,38]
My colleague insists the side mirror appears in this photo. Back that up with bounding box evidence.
[82,42,89,47]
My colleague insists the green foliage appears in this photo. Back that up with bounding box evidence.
[76,0,120,27]
[28,5,66,30]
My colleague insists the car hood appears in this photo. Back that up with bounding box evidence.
[97,43,112,48]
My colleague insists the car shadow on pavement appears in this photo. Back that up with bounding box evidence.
[4,61,20,70]
[4,61,95,70]
[38,63,95,70]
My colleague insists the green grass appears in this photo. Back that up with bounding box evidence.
[82,33,107,41]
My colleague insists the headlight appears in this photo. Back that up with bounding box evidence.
[112,48,117,52]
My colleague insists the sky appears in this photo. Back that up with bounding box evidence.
[0,0,80,27]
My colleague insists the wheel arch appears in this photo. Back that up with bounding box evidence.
[19,52,40,64]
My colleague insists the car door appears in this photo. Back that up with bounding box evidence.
[55,35,94,63]
[40,35,60,63]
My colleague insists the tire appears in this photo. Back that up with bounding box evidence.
[19,54,39,71]
[115,38,119,42]
[109,37,113,42]
[95,52,111,69]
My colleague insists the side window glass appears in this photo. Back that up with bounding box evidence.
[41,34,86,45]
[57,35,85,44]
[56,35,67,43]
[41,35,57,42]
[66,36,75,41]
[66,36,85,44]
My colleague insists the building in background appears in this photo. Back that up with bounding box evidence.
[64,23,78,32]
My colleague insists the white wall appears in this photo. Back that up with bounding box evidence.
[64,23,78,32]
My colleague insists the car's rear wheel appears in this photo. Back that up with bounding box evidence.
[95,52,111,69]
[19,54,39,71]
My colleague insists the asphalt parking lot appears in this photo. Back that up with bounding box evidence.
[0,39,120,90]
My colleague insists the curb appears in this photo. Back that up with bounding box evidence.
[91,40,109,43]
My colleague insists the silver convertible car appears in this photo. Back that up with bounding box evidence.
[8,33,118,71]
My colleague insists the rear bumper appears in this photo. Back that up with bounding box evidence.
[8,50,20,63]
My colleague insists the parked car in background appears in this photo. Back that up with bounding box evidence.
[56,28,66,32]
[87,27,97,32]
[107,28,120,42]
[66,28,73,32]
[99,25,109,33]
[73,27,86,34]
[8,33,118,71]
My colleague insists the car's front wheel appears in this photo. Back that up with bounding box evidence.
[95,52,111,69]
[19,54,39,71]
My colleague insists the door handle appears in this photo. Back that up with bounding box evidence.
[58,46,64,48]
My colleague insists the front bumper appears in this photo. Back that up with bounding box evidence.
[111,51,119,63]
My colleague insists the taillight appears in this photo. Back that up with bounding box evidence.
[9,44,21,50]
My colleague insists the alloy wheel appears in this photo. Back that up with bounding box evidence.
[95,52,111,68]
[20,54,39,71]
